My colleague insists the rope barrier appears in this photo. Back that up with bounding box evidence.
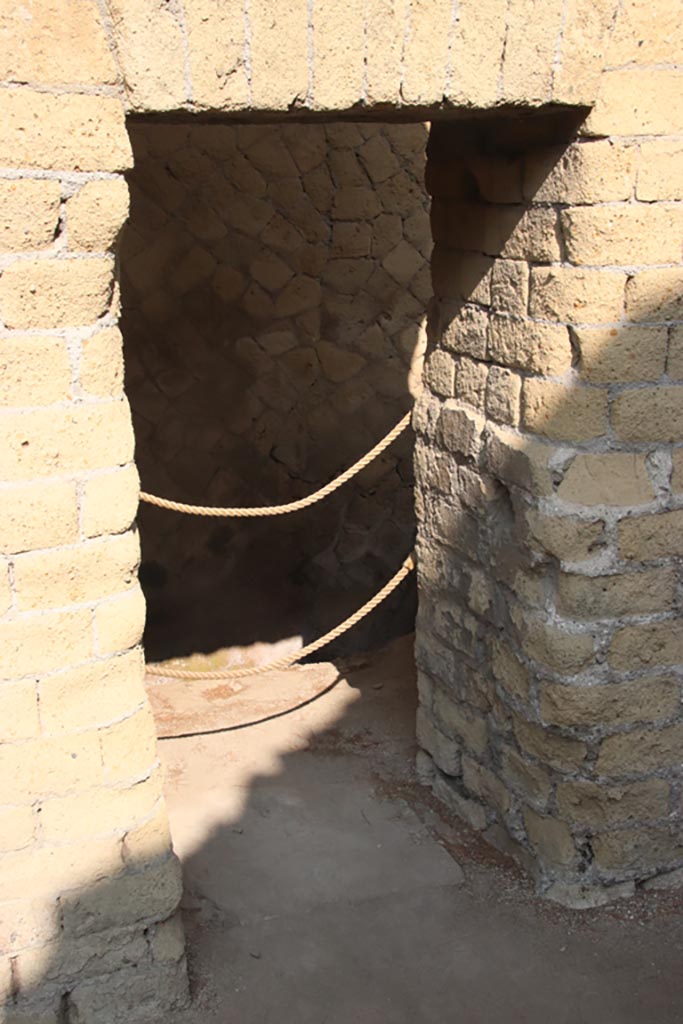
[146,552,415,680]
[140,411,411,518]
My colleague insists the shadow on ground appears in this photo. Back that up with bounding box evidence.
[157,636,683,1024]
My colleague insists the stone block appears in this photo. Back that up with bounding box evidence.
[431,248,493,303]
[38,649,146,735]
[587,69,683,136]
[416,708,462,777]
[618,510,683,560]
[431,770,489,830]
[81,465,140,540]
[501,746,552,808]
[574,325,667,384]
[637,141,683,201]
[437,403,484,459]
[557,779,670,828]
[0,258,114,330]
[561,204,683,266]
[520,619,595,675]
[668,326,683,379]
[0,679,39,741]
[487,316,572,376]
[0,0,117,85]
[401,0,452,106]
[39,773,162,842]
[462,756,510,816]
[453,357,488,412]
[249,0,309,109]
[540,676,680,728]
[424,350,455,398]
[445,0,506,107]
[0,180,61,253]
[500,0,563,102]
[13,532,139,612]
[94,586,146,657]
[523,806,577,869]
[521,379,608,441]
[432,688,488,757]
[612,387,683,442]
[557,453,654,507]
[0,335,72,407]
[606,0,681,65]
[529,267,626,325]
[67,179,130,252]
[441,303,488,359]
[62,857,183,937]
[0,89,132,171]
[485,366,521,427]
[80,327,125,397]
[109,0,186,111]
[0,479,78,556]
[514,714,588,772]
[524,508,604,563]
[484,423,555,496]
[0,805,35,853]
[609,622,683,672]
[490,260,528,317]
[490,636,529,700]
[0,731,102,803]
[313,0,364,109]
[625,268,683,322]
[151,913,186,964]
[524,140,635,204]
[593,825,683,873]
[99,705,158,785]
[0,608,92,680]
[556,568,677,619]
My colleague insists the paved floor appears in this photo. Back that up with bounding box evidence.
[148,636,683,1024]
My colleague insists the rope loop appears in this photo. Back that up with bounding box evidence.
[146,552,415,680]
[140,411,411,518]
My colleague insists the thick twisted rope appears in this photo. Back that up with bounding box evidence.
[146,552,415,680]
[140,411,411,517]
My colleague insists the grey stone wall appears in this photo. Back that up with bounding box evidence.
[121,121,429,661]
[415,116,683,906]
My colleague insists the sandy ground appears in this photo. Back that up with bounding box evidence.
[147,635,683,1024]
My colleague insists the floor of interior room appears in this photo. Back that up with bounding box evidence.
[147,636,683,1024]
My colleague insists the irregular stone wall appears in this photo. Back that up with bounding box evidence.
[122,121,428,661]
[415,87,683,905]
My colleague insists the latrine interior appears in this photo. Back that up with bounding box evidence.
[121,120,430,663]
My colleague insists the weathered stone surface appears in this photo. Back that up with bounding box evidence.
[0,258,114,329]
[0,90,132,171]
[0,180,62,253]
[557,454,654,507]
[557,779,670,828]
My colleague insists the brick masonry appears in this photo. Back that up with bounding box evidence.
[415,88,683,907]
[0,0,681,1018]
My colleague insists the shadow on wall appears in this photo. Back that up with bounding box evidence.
[121,121,429,663]
[10,112,683,1022]
[9,635,683,1023]
[415,113,683,896]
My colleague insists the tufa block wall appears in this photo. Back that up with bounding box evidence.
[122,120,427,662]
[0,2,189,1021]
[415,11,683,902]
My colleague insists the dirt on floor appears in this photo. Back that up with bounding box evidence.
[147,634,683,1024]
